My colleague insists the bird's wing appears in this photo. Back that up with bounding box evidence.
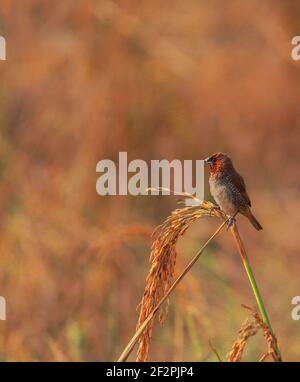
[241,190,251,207]
[231,171,251,207]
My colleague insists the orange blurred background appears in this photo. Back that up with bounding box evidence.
[0,0,299,361]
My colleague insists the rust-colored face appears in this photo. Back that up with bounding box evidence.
[204,152,231,174]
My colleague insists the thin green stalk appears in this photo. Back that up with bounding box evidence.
[241,253,271,328]
[230,223,282,361]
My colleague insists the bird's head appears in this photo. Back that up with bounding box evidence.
[204,152,233,174]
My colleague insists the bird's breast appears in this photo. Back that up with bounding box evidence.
[209,175,238,215]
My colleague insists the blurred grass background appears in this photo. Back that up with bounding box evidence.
[0,0,299,361]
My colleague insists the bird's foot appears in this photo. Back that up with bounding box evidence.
[226,216,236,230]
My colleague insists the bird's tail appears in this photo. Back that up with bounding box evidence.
[243,209,263,231]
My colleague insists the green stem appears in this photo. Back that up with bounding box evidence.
[230,223,282,361]
[241,255,272,329]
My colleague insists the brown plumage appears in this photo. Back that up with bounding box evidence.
[205,152,262,231]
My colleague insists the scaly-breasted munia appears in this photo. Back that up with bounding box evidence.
[204,152,262,230]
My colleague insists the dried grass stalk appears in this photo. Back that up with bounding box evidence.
[117,216,227,362]
[136,199,221,362]
[227,317,258,362]
[227,304,281,362]
[242,305,281,362]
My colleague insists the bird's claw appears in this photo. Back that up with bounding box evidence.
[226,216,236,230]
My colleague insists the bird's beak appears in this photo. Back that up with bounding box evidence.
[204,156,213,165]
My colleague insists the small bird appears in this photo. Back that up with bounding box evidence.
[204,152,262,230]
